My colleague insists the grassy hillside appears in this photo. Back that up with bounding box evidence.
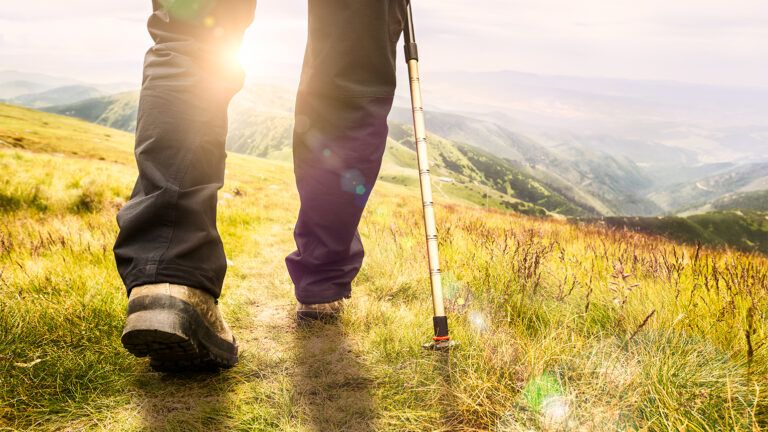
[712,190,768,212]
[8,85,104,109]
[45,91,140,132]
[388,108,660,216]
[1,103,767,431]
[386,123,597,217]
[649,162,768,214]
[584,211,768,254]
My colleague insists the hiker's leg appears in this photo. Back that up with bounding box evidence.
[286,0,407,304]
[114,0,256,299]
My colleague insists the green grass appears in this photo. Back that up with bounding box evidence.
[1,103,767,431]
[713,190,768,212]
[589,211,768,254]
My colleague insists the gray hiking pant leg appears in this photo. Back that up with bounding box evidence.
[114,0,256,299]
[286,0,407,304]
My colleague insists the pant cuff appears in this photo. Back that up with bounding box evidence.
[295,285,352,305]
[122,263,223,299]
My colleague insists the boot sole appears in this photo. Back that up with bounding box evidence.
[121,295,238,372]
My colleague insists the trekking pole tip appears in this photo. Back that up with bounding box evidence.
[422,338,457,350]
[423,316,455,350]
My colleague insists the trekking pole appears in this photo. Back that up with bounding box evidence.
[403,0,454,350]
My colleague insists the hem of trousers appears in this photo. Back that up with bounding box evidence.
[123,263,223,299]
[294,285,352,305]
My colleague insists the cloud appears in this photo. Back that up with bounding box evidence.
[1,0,766,87]
[411,0,768,86]
[3,0,147,21]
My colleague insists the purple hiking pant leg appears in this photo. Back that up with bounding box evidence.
[286,95,394,304]
[286,0,407,304]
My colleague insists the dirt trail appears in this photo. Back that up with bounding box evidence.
[117,220,376,432]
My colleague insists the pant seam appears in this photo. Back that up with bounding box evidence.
[147,149,195,280]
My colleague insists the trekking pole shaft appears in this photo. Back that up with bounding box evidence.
[403,0,448,339]
[409,59,445,319]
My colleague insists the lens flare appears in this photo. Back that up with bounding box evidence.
[522,372,562,412]
[442,272,460,299]
[222,43,242,68]
[521,372,575,428]
[341,168,366,194]
[162,0,214,21]
[541,396,570,427]
[468,310,488,333]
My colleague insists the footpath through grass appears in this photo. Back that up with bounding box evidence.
[1,104,767,431]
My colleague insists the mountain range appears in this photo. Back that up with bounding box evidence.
[0,70,135,108]
[3,69,766,219]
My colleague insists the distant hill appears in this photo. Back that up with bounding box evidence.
[581,211,768,254]
[386,122,599,216]
[415,70,768,214]
[0,80,53,99]
[0,70,81,90]
[0,70,136,110]
[8,85,104,108]
[390,108,660,215]
[226,113,294,158]
[44,91,140,132]
[649,162,768,213]
[711,190,768,212]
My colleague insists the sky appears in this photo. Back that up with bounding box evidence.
[1,0,767,88]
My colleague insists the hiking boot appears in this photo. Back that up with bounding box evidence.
[296,298,347,322]
[121,283,238,372]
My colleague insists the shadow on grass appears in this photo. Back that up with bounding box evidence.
[293,321,376,432]
[130,366,236,431]
[430,349,462,431]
